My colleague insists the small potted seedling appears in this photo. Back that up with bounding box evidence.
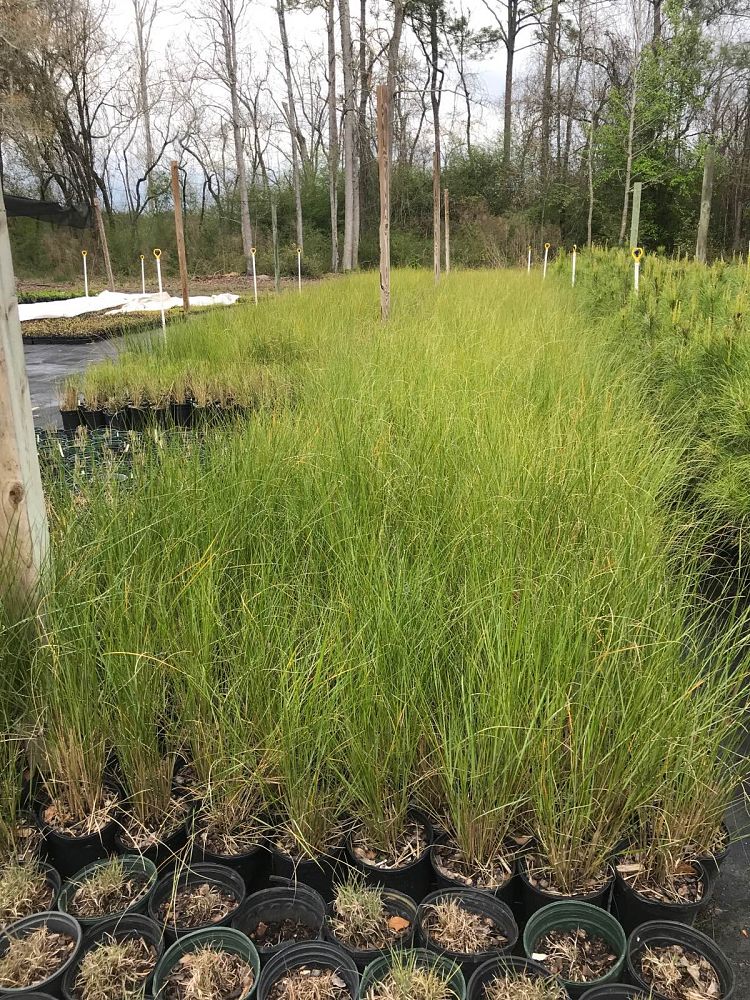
[0,911,82,995]
[360,948,466,1000]
[57,855,158,929]
[626,921,734,1000]
[324,878,416,970]
[149,863,246,944]
[61,913,163,1000]
[416,889,517,979]
[465,956,567,1000]
[256,939,359,1000]
[59,383,82,432]
[152,926,260,1000]
[233,880,326,961]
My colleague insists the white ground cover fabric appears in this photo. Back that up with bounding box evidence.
[19,290,239,322]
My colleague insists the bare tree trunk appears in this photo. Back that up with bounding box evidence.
[618,73,638,244]
[221,0,253,274]
[540,0,558,180]
[430,3,441,283]
[132,0,157,205]
[502,25,515,173]
[277,0,304,249]
[587,118,595,248]
[327,0,339,271]
[339,0,357,271]
[387,0,404,150]
[695,144,715,263]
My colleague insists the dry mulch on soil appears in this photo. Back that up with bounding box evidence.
[482,973,567,1000]
[639,944,722,999]
[0,926,76,989]
[163,945,254,1000]
[329,909,411,951]
[160,882,238,929]
[352,821,429,869]
[0,864,54,928]
[7,820,43,864]
[69,866,150,919]
[422,898,507,953]
[268,967,351,1000]
[119,796,189,850]
[249,917,317,948]
[42,789,119,837]
[197,813,264,857]
[433,843,515,890]
[532,928,618,982]
[73,934,157,1000]
[617,858,704,904]
[523,855,611,897]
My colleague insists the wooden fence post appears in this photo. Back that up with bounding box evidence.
[377,83,391,322]
[444,188,450,274]
[0,188,48,611]
[171,161,190,313]
[695,145,715,264]
[93,198,115,292]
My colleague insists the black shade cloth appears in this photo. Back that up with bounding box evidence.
[3,193,91,229]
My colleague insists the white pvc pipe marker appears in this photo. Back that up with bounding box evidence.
[632,247,643,295]
[140,254,146,294]
[82,250,89,297]
[251,247,258,306]
[543,243,550,280]
[571,245,577,286]
[297,247,302,294]
[154,248,166,337]
[527,246,532,273]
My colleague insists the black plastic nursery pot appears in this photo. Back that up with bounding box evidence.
[346,811,434,904]
[325,888,417,972]
[60,409,82,432]
[466,956,563,1000]
[612,861,712,935]
[522,901,627,1000]
[359,947,465,1000]
[625,921,734,1000]
[519,856,614,920]
[268,840,346,905]
[56,855,158,930]
[151,926,261,1000]
[429,841,517,905]
[0,911,83,998]
[35,794,121,881]
[0,863,61,933]
[60,912,164,1000]
[232,881,326,964]
[113,803,193,870]
[416,888,518,981]
[197,824,271,894]
[695,821,731,882]
[169,401,194,427]
[257,940,359,1000]
[79,407,106,430]
[579,987,648,999]
[148,862,246,944]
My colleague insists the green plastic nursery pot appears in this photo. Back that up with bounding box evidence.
[151,926,260,1000]
[0,911,83,998]
[626,921,734,1000]
[359,947,466,1000]
[523,901,626,999]
[258,940,359,1000]
[56,854,158,929]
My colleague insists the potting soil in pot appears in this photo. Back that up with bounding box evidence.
[352,820,428,868]
[638,943,723,999]
[249,917,318,948]
[162,944,255,1000]
[160,882,238,929]
[268,967,352,1000]
[422,897,507,952]
[364,964,455,1000]
[72,933,157,1000]
[532,928,618,982]
[0,864,54,928]
[330,884,411,950]
[524,857,610,897]
[478,973,567,1000]
[69,859,150,918]
[0,925,76,990]
[433,844,514,890]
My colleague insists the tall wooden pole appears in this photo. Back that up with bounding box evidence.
[695,145,715,264]
[433,149,441,284]
[171,161,190,313]
[93,198,115,292]
[444,188,450,274]
[377,83,391,322]
[628,181,642,250]
[0,188,48,611]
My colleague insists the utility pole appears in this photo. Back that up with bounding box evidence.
[0,188,48,611]
[170,161,190,314]
[629,182,642,249]
[377,83,391,322]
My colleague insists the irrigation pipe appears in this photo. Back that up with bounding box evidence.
[81,250,89,297]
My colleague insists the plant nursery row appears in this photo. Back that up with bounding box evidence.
[0,264,747,1000]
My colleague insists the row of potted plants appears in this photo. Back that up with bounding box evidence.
[0,885,734,1000]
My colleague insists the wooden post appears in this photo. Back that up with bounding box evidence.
[629,181,642,250]
[695,145,715,264]
[433,149,441,284]
[171,161,190,313]
[376,83,391,322]
[93,198,115,292]
[0,187,48,611]
[444,188,450,275]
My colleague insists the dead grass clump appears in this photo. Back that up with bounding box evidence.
[70,858,149,918]
[267,967,351,1000]
[422,898,506,954]
[74,934,156,1000]
[481,973,567,1000]
[163,946,254,1000]
[0,926,76,989]
[0,864,53,928]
